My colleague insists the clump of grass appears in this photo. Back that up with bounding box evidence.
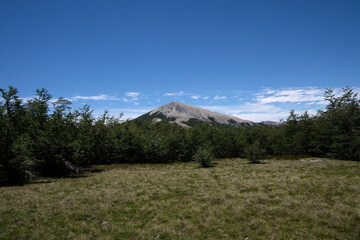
[193,147,214,167]
[264,155,313,160]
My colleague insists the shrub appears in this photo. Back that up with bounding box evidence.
[193,147,214,167]
[245,142,264,164]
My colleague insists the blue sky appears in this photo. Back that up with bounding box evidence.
[1,0,359,121]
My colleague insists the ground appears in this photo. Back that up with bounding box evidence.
[0,158,359,239]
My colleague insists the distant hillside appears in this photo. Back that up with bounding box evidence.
[136,102,258,127]
[259,121,280,126]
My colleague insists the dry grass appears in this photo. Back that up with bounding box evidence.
[1,158,360,239]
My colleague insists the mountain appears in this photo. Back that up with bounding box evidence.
[137,102,256,127]
[260,121,280,126]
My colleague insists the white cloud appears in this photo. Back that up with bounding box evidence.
[203,96,209,100]
[123,91,140,102]
[204,102,281,114]
[202,102,318,122]
[71,94,120,101]
[263,89,276,94]
[255,87,360,105]
[164,91,184,97]
[233,109,318,122]
[191,95,200,100]
[255,87,325,104]
[213,95,227,100]
[199,87,359,121]
[233,112,290,122]
[125,92,140,98]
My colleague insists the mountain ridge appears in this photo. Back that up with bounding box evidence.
[137,102,277,127]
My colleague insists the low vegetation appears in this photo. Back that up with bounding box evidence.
[193,147,214,167]
[245,142,264,164]
[1,158,359,239]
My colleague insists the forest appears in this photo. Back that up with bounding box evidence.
[1,86,359,184]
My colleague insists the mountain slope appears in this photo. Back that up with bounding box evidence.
[137,102,255,127]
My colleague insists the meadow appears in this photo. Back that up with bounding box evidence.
[1,158,359,239]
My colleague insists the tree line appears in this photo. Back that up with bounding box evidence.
[1,86,359,184]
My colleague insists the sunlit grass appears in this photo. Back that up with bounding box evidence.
[1,158,359,239]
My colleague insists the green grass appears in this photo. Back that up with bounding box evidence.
[1,158,360,239]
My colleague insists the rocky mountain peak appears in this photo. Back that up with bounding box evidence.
[139,102,255,127]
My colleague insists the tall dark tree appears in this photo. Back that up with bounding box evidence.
[321,87,360,160]
[0,86,34,183]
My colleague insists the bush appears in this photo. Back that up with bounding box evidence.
[245,142,264,164]
[193,147,214,167]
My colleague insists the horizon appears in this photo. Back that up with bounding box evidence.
[7,86,360,122]
[1,1,359,121]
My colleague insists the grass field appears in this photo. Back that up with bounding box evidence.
[1,158,360,239]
